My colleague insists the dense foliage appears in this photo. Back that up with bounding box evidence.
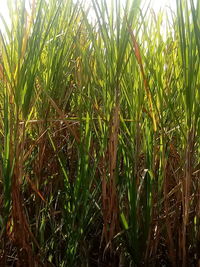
[0,0,199,266]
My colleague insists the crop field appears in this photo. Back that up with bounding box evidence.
[0,0,199,266]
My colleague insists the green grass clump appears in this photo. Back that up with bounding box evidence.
[0,0,199,266]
